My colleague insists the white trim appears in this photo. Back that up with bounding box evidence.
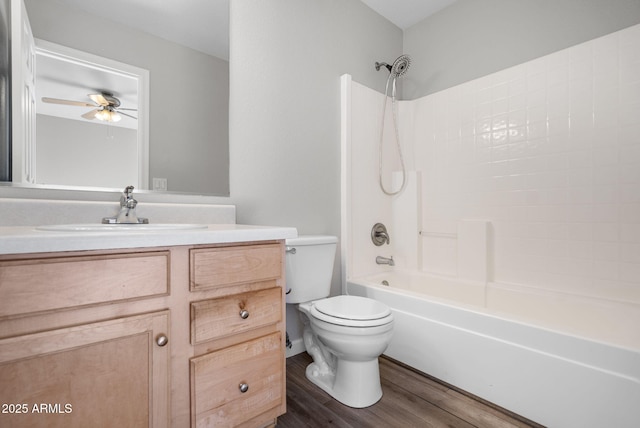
[285,337,306,358]
[340,74,352,295]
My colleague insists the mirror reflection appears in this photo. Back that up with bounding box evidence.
[13,0,230,196]
[34,39,148,189]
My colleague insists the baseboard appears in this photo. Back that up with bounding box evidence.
[285,337,306,358]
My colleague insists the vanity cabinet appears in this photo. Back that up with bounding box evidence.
[188,243,286,428]
[0,240,287,428]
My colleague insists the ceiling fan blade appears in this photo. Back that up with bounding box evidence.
[89,93,110,106]
[81,109,99,120]
[42,97,95,107]
[116,107,137,111]
[116,110,138,120]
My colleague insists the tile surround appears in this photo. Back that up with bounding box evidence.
[346,23,640,305]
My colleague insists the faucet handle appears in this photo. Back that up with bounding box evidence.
[105,185,147,224]
[121,185,136,207]
[371,223,390,246]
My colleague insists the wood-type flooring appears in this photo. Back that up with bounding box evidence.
[277,352,545,428]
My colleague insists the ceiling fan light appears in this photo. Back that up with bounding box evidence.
[95,109,121,122]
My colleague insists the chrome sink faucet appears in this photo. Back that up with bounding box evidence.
[118,185,140,224]
[102,185,149,224]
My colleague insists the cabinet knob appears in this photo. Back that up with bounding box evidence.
[239,382,249,393]
[239,309,250,319]
[155,334,169,347]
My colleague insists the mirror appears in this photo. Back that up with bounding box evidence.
[7,0,230,196]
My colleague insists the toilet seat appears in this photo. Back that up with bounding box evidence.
[310,295,393,327]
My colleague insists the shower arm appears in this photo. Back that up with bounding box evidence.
[375,62,392,73]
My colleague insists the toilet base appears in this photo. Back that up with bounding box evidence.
[297,300,392,409]
[305,357,383,408]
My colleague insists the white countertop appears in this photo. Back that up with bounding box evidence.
[0,224,298,255]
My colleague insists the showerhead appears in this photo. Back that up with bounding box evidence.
[375,54,411,77]
[391,54,411,77]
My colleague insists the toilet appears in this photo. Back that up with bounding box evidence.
[286,235,394,408]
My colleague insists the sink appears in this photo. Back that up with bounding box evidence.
[36,223,208,232]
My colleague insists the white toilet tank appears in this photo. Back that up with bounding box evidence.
[285,235,338,304]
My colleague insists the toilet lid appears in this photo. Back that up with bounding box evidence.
[313,295,391,321]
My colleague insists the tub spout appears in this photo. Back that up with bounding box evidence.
[376,256,395,266]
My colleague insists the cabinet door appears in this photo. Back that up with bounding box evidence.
[0,311,169,428]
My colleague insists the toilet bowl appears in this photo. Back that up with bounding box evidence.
[299,295,394,407]
[286,236,394,408]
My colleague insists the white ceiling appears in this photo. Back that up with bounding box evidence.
[54,0,457,61]
[360,0,457,29]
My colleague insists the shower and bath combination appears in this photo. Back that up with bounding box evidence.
[375,54,411,195]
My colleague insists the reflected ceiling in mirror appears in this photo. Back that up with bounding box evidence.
[51,0,230,61]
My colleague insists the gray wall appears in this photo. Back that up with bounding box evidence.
[24,0,230,195]
[404,0,640,98]
[229,0,402,343]
[229,0,402,291]
[36,114,137,188]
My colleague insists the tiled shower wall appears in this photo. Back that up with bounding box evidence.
[346,23,640,305]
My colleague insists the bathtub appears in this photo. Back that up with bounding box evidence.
[347,270,640,428]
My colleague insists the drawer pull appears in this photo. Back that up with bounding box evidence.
[239,309,250,319]
[239,382,249,393]
[156,334,169,347]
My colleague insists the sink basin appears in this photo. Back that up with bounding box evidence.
[36,223,208,232]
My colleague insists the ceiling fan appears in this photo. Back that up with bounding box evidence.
[41,92,137,123]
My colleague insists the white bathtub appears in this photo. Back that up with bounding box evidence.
[347,270,640,428]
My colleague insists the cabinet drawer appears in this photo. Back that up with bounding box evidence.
[0,251,169,317]
[191,287,282,344]
[190,244,281,291]
[190,332,283,428]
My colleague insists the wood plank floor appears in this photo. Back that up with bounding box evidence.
[277,353,545,428]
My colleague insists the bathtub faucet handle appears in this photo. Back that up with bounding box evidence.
[371,223,390,246]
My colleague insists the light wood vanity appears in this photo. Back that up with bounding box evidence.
[0,226,294,428]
